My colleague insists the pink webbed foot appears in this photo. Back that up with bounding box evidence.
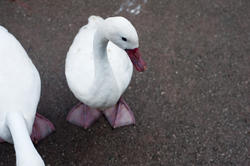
[0,137,5,143]
[31,113,55,144]
[66,103,102,129]
[103,98,135,128]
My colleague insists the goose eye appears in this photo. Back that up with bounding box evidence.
[122,37,127,41]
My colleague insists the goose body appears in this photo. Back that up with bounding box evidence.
[66,16,133,108]
[65,16,146,128]
[0,26,54,166]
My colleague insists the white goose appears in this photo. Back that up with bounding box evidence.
[0,26,55,166]
[65,16,146,128]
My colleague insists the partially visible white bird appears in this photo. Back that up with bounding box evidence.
[65,16,146,128]
[0,26,55,166]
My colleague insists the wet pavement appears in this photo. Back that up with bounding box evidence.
[0,0,250,165]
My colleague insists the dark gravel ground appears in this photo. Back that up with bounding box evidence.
[0,0,250,165]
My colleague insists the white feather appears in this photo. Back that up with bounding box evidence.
[65,16,137,109]
[0,26,44,166]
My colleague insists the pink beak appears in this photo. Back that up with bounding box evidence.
[125,48,146,72]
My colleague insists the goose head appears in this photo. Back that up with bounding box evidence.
[101,17,146,72]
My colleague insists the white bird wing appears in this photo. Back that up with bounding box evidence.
[65,16,104,98]
[0,26,40,113]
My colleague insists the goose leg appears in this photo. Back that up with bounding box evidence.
[103,98,135,128]
[66,103,102,129]
[31,113,55,144]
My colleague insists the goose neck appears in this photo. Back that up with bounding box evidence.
[7,113,44,166]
